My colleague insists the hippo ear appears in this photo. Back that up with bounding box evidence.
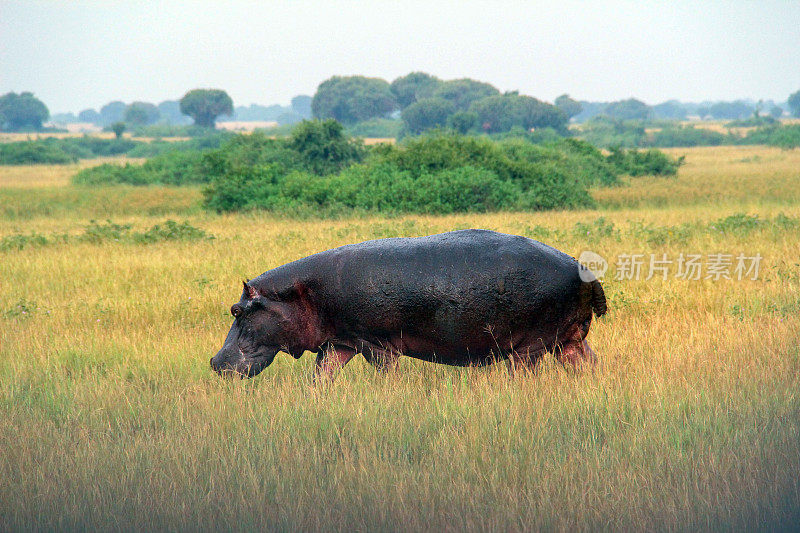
[242,280,259,299]
[276,281,309,302]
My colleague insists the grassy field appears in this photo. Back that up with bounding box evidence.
[1,146,798,530]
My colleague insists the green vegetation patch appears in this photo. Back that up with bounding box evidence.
[71,121,681,215]
[0,219,213,251]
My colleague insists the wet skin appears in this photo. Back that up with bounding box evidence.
[210,229,606,380]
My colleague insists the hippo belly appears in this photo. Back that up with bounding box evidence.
[310,230,588,365]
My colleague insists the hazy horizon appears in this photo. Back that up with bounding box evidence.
[2,1,799,114]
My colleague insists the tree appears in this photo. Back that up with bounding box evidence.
[769,105,784,119]
[277,111,303,125]
[401,98,455,134]
[390,72,442,109]
[100,101,126,126]
[448,111,477,134]
[291,95,313,119]
[157,100,192,125]
[652,100,687,120]
[110,122,126,139]
[432,79,499,111]
[288,119,364,175]
[468,94,567,133]
[0,92,49,131]
[696,107,709,120]
[312,76,396,125]
[554,94,583,120]
[604,98,651,121]
[179,89,234,128]
[124,102,160,125]
[78,108,101,124]
[788,90,800,118]
[707,101,752,120]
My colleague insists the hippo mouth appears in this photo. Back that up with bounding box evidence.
[212,346,279,379]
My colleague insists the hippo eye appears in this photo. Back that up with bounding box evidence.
[231,305,243,318]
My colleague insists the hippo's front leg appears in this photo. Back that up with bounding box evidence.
[313,344,357,384]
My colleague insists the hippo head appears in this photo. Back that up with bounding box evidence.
[210,281,309,378]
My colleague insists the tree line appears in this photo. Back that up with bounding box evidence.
[3,81,800,134]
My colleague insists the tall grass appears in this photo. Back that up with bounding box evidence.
[0,145,799,530]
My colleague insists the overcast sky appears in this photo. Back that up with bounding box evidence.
[2,1,799,113]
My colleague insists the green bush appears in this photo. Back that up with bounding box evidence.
[288,120,365,174]
[132,219,213,243]
[578,117,647,148]
[346,119,402,138]
[0,141,77,164]
[741,125,800,148]
[202,132,628,214]
[607,147,683,176]
[649,126,728,147]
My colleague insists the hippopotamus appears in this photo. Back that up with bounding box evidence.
[210,229,606,380]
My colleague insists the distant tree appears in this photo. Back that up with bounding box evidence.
[707,101,752,120]
[277,111,304,125]
[788,90,800,118]
[401,98,455,134]
[234,103,285,121]
[110,122,126,139]
[51,112,78,124]
[78,108,101,124]
[696,106,709,120]
[769,105,784,119]
[554,94,583,120]
[312,76,396,124]
[124,102,160,125]
[0,92,49,131]
[288,119,364,174]
[100,101,126,126]
[179,89,234,128]
[652,100,687,120]
[469,94,567,133]
[432,78,500,111]
[157,100,192,125]
[604,98,651,121]
[447,110,478,134]
[390,72,442,109]
[291,95,313,119]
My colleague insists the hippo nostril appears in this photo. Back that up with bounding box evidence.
[210,357,216,369]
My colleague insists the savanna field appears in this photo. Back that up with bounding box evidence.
[1,145,799,530]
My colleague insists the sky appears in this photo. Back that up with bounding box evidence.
[2,1,799,113]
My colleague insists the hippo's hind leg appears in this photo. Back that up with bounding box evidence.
[554,321,597,370]
[363,345,400,373]
[313,343,356,384]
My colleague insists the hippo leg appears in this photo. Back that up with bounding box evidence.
[313,344,356,384]
[506,349,546,376]
[364,346,400,373]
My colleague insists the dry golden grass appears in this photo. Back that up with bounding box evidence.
[594,145,800,209]
[0,157,144,188]
[0,145,798,530]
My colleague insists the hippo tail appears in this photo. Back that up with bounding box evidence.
[578,266,607,318]
[589,279,607,317]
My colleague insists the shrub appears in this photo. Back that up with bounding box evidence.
[0,142,76,164]
[649,126,728,147]
[288,120,365,174]
[740,125,800,148]
[578,117,646,148]
[202,132,613,213]
[607,147,683,176]
[346,119,402,139]
[132,220,213,243]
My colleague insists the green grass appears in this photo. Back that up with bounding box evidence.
[0,145,799,530]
